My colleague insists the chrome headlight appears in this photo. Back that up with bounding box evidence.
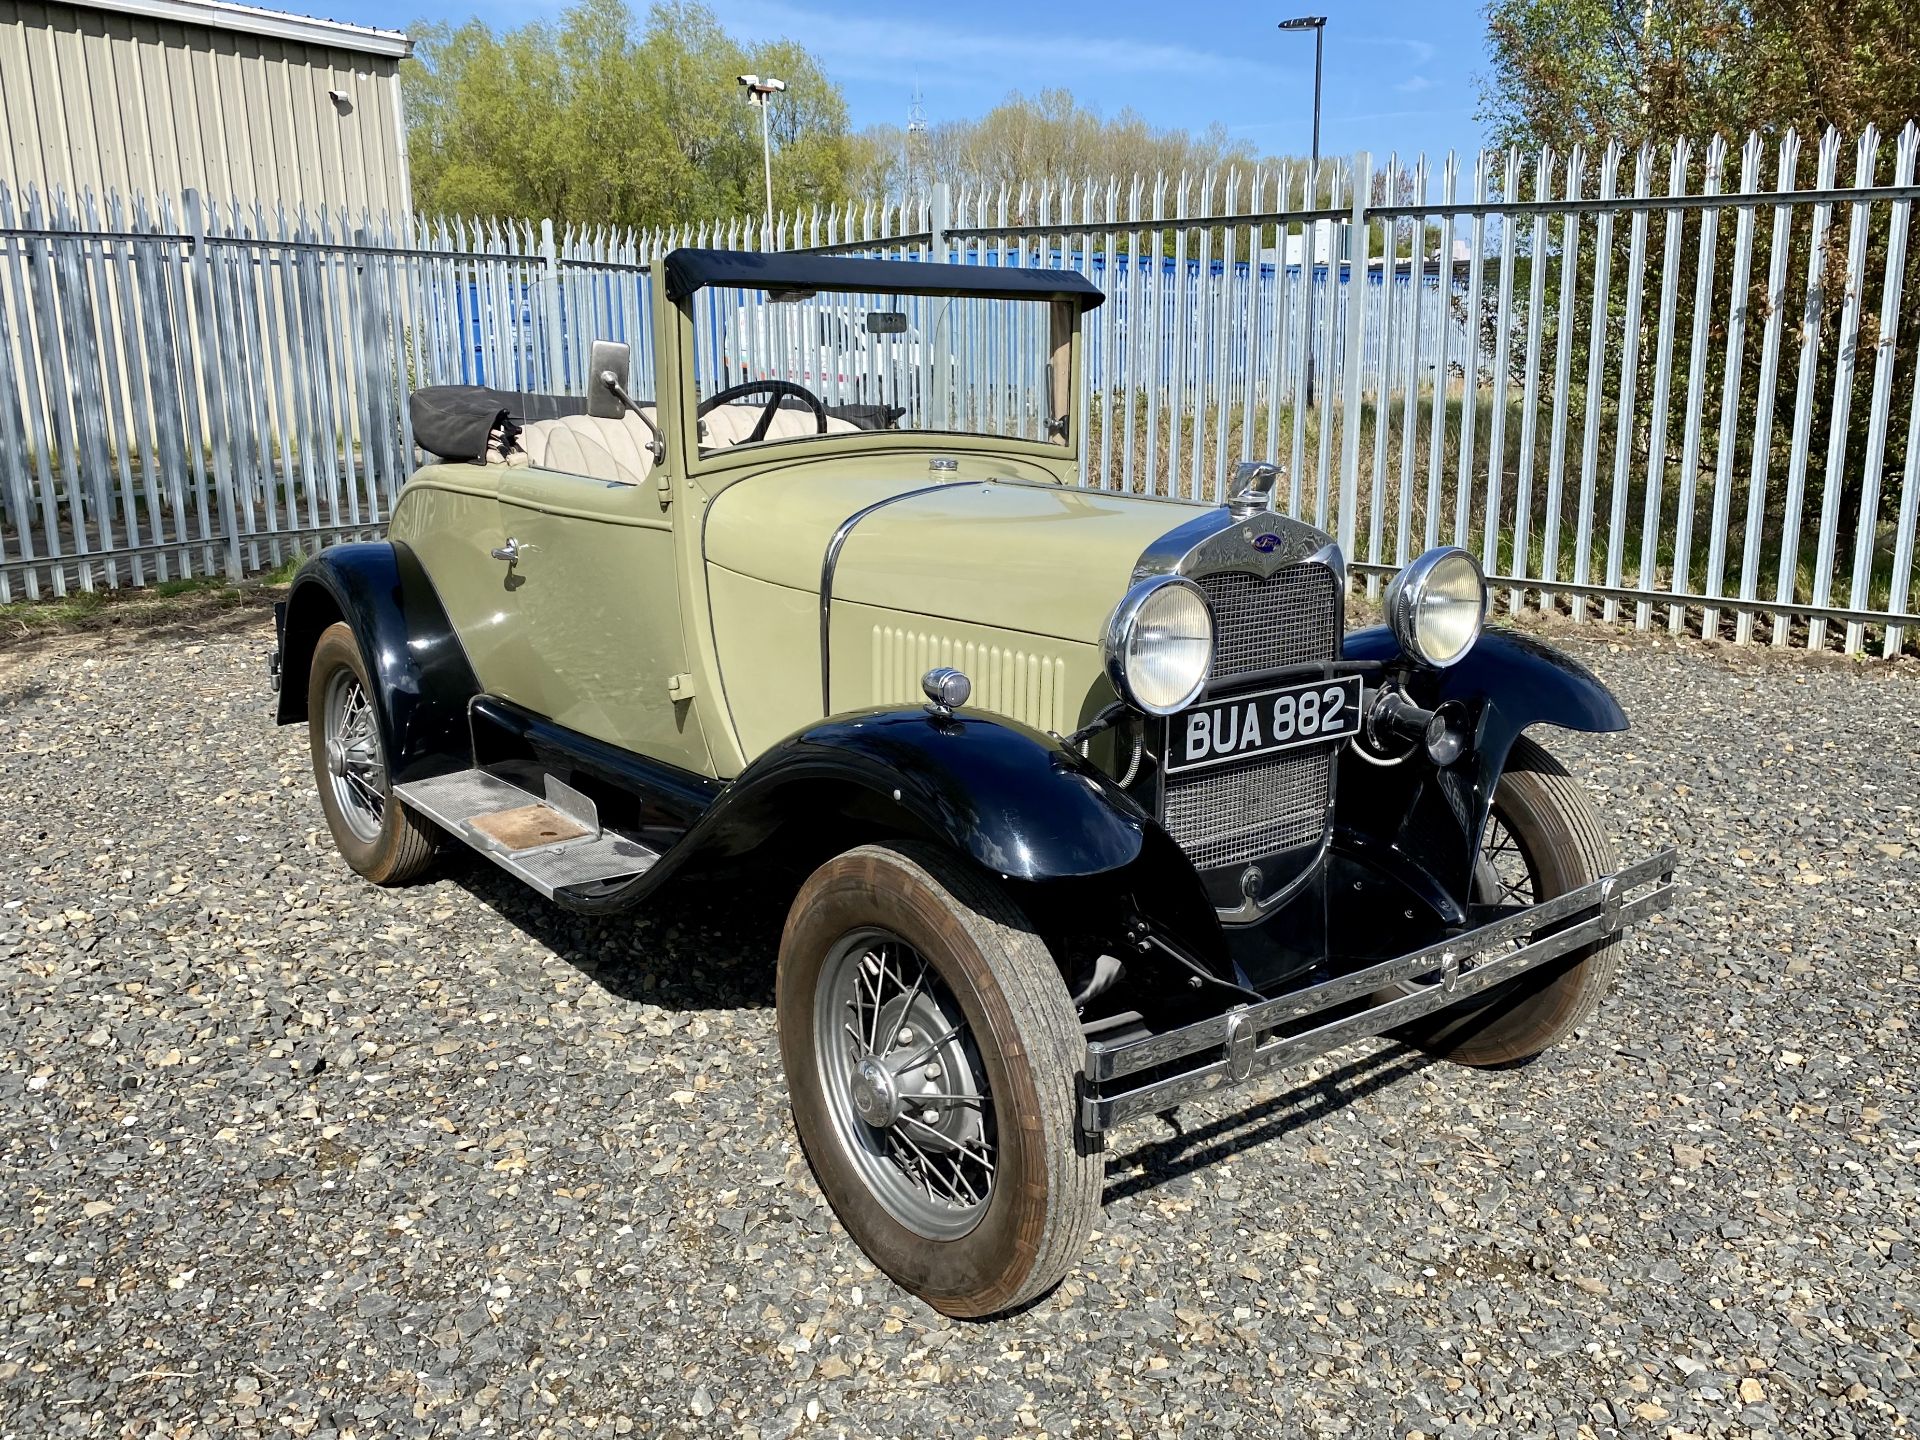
[1104,576,1214,715]
[1385,547,1487,668]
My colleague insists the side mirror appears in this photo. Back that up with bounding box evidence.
[865,311,909,335]
[587,340,631,420]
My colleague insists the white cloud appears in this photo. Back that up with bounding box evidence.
[1396,75,1434,94]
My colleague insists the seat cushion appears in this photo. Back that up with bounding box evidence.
[517,411,659,485]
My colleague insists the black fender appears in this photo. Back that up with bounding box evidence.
[272,542,480,785]
[574,705,1225,964]
[678,707,1151,880]
[1333,625,1627,929]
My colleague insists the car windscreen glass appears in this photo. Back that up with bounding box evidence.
[695,283,1063,450]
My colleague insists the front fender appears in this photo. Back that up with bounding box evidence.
[1347,624,1628,770]
[692,707,1151,880]
[272,542,479,785]
[1336,625,1627,914]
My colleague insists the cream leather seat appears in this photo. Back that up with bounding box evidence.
[517,411,661,486]
[517,402,859,485]
[699,402,860,449]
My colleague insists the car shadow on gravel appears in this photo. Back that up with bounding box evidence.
[440,850,785,1012]
[1101,1041,1436,1205]
[436,849,1442,1207]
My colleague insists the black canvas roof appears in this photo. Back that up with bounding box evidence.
[662,248,1105,309]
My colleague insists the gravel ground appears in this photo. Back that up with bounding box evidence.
[0,601,1915,1440]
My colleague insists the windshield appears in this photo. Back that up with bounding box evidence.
[690,282,1068,453]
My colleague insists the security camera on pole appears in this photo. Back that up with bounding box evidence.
[737,74,787,247]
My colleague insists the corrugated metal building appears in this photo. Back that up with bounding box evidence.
[0,0,412,217]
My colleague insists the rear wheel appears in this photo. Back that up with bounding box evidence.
[777,842,1100,1318]
[306,622,438,885]
[1395,735,1622,1067]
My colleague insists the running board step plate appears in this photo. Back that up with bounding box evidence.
[394,769,659,899]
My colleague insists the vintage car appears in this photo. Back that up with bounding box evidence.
[271,248,1677,1318]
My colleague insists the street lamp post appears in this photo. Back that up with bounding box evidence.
[1278,16,1327,404]
[737,74,787,245]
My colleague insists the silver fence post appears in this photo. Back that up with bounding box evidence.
[925,183,951,430]
[1337,153,1371,562]
[184,189,243,580]
[929,181,950,262]
[540,217,566,391]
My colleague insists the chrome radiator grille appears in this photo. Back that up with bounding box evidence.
[1162,748,1332,870]
[1199,563,1341,679]
[1159,561,1341,871]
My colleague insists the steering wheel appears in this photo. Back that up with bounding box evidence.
[697,380,828,444]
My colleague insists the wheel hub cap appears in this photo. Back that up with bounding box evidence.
[325,736,349,778]
[849,1057,901,1126]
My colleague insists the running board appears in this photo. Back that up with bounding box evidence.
[394,769,660,899]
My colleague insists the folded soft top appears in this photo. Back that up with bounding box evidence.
[408,386,588,462]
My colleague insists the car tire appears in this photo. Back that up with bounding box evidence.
[306,621,438,886]
[776,841,1100,1318]
[1392,735,1623,1068]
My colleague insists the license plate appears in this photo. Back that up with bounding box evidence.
[1166,673,1363,775]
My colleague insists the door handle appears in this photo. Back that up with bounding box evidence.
[490,537,521,563]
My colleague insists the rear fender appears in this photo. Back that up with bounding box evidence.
[273,542,479,785]
[1336,625,1627,914]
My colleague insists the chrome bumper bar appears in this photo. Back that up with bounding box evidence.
[1080,848,1679,1133]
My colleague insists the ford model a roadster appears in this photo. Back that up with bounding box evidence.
[271,248,1677,1317]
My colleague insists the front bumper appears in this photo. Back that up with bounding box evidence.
[1080,848,1679,1132]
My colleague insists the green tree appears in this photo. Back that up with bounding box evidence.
[402,0,855,229]
[1478,0,1920,623]
[1480,0,1920,152]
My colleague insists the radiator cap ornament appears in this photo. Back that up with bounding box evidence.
[1226,459,1283,518]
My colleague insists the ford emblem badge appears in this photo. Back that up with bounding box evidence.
[1251,532,1282,553]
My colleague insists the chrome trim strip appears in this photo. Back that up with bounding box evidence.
[818,482,963,713]
[1079,847,1679,1131]
[1212,825,1333,925]
[1131,502,1335,584]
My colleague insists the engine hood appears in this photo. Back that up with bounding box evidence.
[704,469,1211,645]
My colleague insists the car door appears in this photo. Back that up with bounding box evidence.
[491,465,713,776]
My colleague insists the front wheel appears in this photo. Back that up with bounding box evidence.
[1393,735,1623,1067]
[776,842,1100,1318]
[306,622,439,885]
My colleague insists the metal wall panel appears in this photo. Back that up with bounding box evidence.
[0,0,407,218]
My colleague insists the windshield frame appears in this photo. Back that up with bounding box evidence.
[658,267,1087,484]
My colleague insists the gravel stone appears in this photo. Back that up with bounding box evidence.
[0,610,1915,1438]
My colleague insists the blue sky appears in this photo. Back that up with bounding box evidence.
[328,0,1494,163]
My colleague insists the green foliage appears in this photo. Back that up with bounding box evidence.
[403,0,854,228]
[854,89,1287,202]
[1479,0,1920,152]
[1479,0,1920,597]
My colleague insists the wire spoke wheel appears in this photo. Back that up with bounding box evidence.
[1388,735,1623,1068]
[813,929,996,1239]
[305,622,437,886]
[322,668,387,843]
[1475,808,1539,910]
[777,842,1101,1317]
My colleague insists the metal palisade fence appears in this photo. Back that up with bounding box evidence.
[0,183,933,600]
[3,123,1919,658]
